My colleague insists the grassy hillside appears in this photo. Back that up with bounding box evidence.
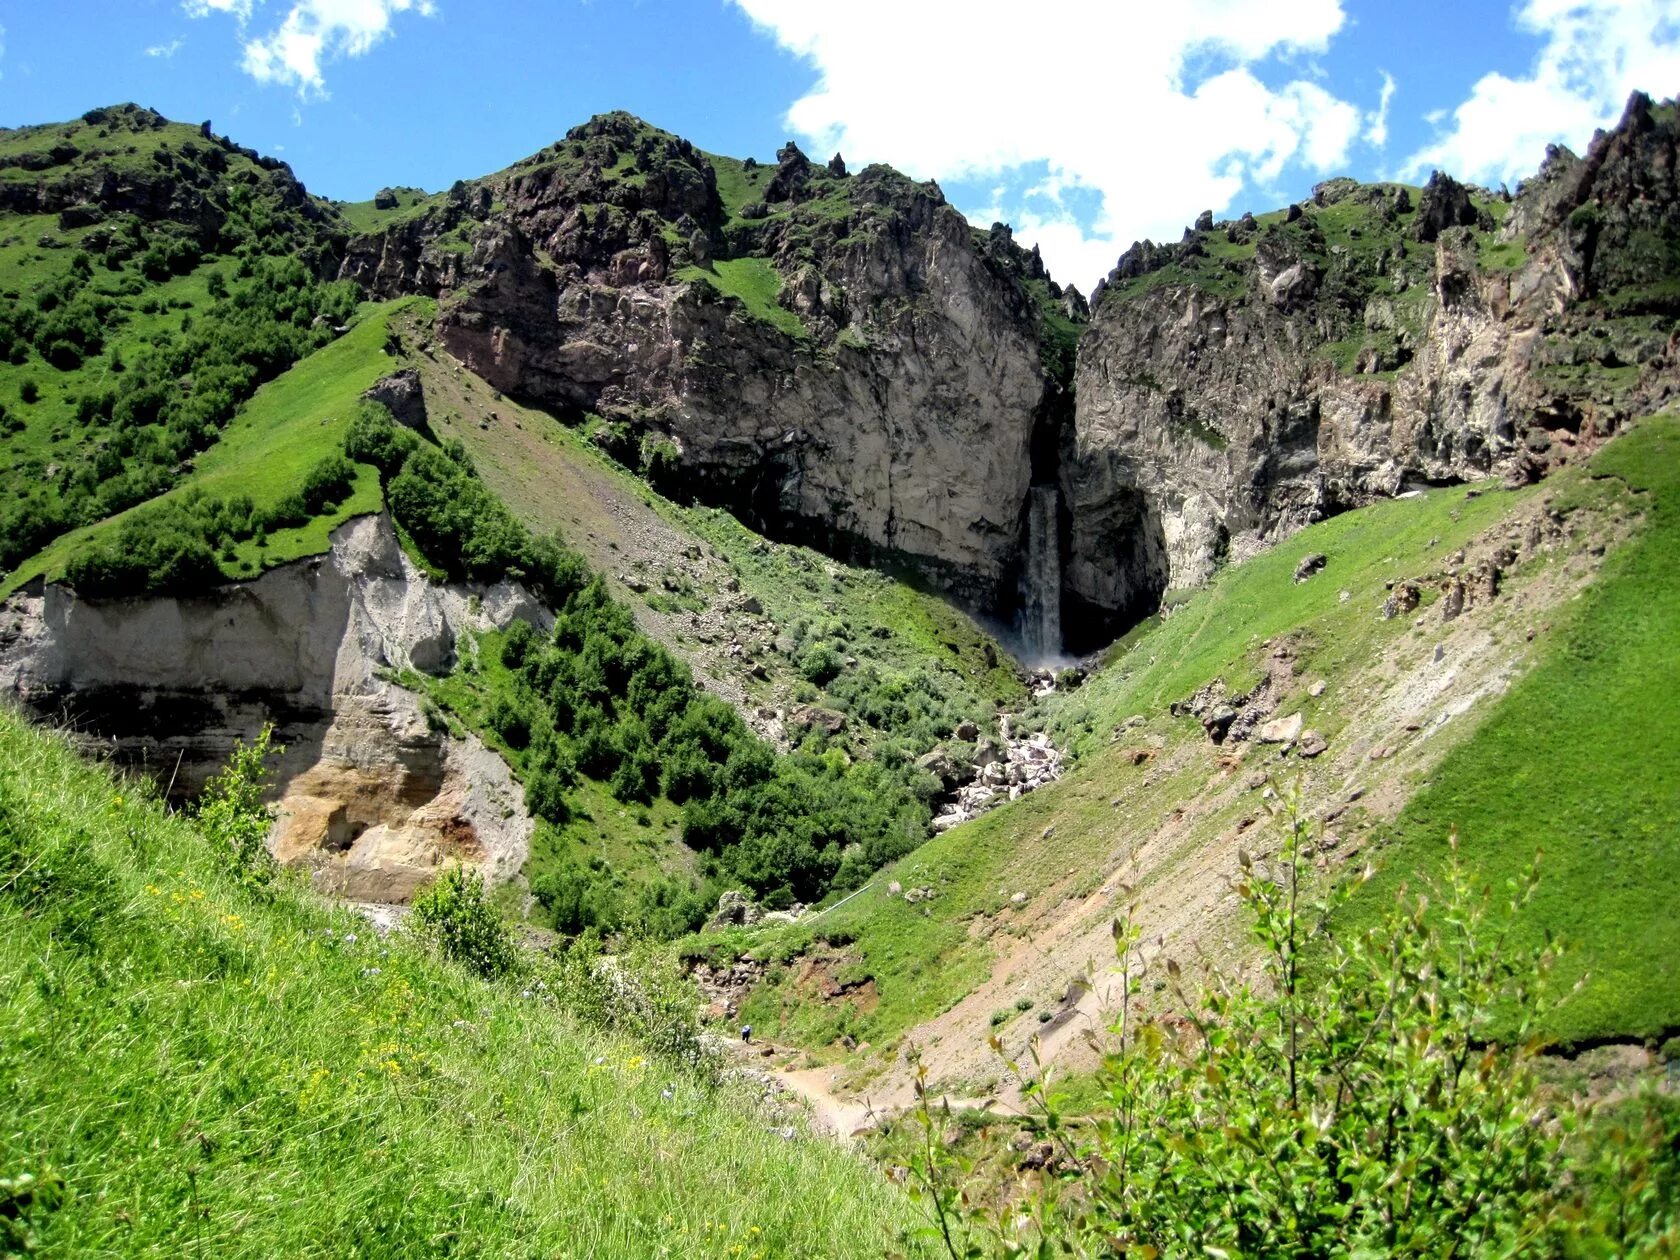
[1342,416,1680,1044]
[686,418,1676,1076]
[0,104,361,586]
[1,298,425,597]
[1039,475,1539,754]
[0,709,923,1257]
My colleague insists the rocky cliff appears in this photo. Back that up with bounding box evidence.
[340,113,1079,613]
[1063,92,1680,645]
[0,515,541,901]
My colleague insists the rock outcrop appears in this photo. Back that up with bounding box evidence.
[1064,91,1680,646]
[928,716,1064,833]
[340,113,1074,613]
[0,515,542,902]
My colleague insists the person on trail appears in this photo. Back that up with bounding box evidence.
[741,1024,753,1044]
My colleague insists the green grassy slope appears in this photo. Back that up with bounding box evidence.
[2,298,425,597]
[0,710,924,1257]
[698,420,1676,1060]
[1341,416,1680,1044]
[0,105,356,579]
[1041,476,1539,754]
[334,187,445,235]
[674,258,809,338]
[681,476,1547,1055]
[416,345,1025,734]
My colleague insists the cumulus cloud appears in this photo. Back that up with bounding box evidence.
[730,0,1373,289]
[186,0,435,96]
[1406,0,1680,186]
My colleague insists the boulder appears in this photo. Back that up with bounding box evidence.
[1258,712,1304,745]
[362,369,427,430]
[1382,584,1421,620]
[705,889,762,930]
[1298,730,1328,757]
[1292,553,1327,583]
[915,745,971,790]
[788,705,846,735]
[1439,579,1466,623]
[1203,706,1238,743]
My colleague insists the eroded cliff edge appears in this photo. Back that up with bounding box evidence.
[0,515,541,901]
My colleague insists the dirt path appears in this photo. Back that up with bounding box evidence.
[734,1043,1015,1139]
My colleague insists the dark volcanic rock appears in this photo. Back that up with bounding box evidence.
[1412,171,1478,243]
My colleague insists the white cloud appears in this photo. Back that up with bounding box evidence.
[1366,71,1396,147]
[145,38,186,59]
[1405,0,1680,186]
[184,0,255,19]
[187,0,435,96]
[730,0,1368,289]
[0,22,7,80]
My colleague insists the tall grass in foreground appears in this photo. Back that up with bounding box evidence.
[0,709,923,1258]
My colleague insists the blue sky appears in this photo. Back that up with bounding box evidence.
[3,0,1677,289]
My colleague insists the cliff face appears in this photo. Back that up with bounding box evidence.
[0,516,541,902]
[341,115,1073,611]
[1064,93,1680,642]
[338,100,1680,652]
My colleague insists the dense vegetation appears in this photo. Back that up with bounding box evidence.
[0,709,924,1257]
[682,418,1679,1058]
[0,104,356,579]
[349,405,943,933]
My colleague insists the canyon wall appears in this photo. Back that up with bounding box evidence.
[1063,92,1680,642]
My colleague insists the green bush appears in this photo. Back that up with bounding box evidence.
[367,414,940,919]
[798,640,844,686]
[531,865,618,937]
[343,400,419,475]
[911,801,1680,1256]
[12,257,359,572]
[409,864,519,981]
[541,935,717,1077]
[192,724,279,893]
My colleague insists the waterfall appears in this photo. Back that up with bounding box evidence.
[1021,484,1062,661]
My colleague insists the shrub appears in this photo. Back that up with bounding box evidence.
[798,641,844,686]
[541,935,717,1077]
[523,768,571,824]
[193,725,278,892]
[409,864,519,981]
[486,694,533,750]
[298,452,355,514]
[531,865,618,937]
[912,799,1590,1256]
[19,379,38,404]
[343,401,419,476]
